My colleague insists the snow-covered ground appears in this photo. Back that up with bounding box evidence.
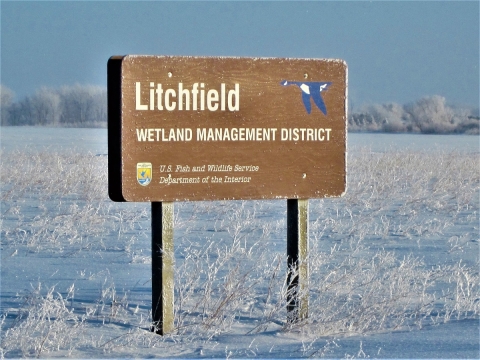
[1,128,479,358]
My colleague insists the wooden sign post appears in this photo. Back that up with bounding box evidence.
[151,202,174,335]
[108,55,347,333]
[287,199,309,321]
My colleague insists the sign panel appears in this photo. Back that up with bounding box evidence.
[108,55,347,202]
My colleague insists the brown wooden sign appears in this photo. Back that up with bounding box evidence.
[108,55,347,202]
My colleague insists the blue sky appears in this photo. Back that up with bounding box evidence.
[1,1,478,108]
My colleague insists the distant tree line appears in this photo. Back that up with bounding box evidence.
[349,95,479,135]
[1,84,478,134]
[0,84,107,127]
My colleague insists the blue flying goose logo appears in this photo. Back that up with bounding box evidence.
[280,80,332,115]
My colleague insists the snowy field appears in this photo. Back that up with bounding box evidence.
[0,128,479,359]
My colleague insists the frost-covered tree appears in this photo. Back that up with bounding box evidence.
[369,102,407,133]
[9,97,35,126]
[30,87,61,125]
[1,84,15,125]
[59,84,107,125]
[404,95,455,134]
[349,95,478,134]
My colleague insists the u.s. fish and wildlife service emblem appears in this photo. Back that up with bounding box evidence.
[137,162,152,186]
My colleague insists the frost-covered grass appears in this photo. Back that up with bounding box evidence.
[0,147,479,358]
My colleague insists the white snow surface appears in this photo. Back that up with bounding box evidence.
[0,128,479,359]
